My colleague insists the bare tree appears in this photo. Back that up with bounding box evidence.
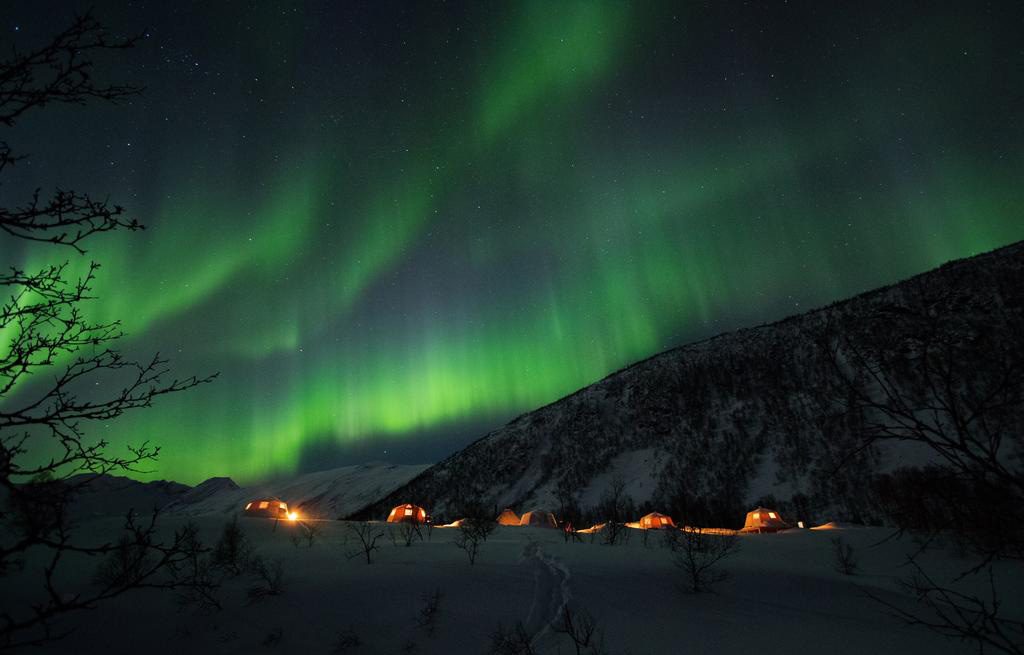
[0,14,142,251]
[454,518,493,565]
[295,519,323,548]
[245,557,285,604]
[554,605,612,655]
[399,520,423,547]
[871,559,1024,655]
[3,510,214,647]
[346,522,385,565]
[561,523,583,544]
[211,517,254,576]
[595,475,634,546]
[164,522,221,614]
[555,476,582,533]
[815,276,1024,651]
[831,536,859,576]
[489,622,536,655]
[0,12,214,649]
[666,527,740,593]
[601,521,630,547]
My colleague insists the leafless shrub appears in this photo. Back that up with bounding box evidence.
[211,516,254,577]
[331,627,361,653]
[245,557,285,604]
[489,622,535,655]
[168,523,221,613]
[831,536,859,575]
[346,522,385,564]
[555,605,610,655]
[400,521,423,547]
[667,528,740,593]
[562,524,583,544]
[417,587,444,638]
[454,519,494,565]
[871,559,1024,655]
[95,532,153,588]
[297,520,323,548]
[815,288,1024,653]
[602,521,630,546]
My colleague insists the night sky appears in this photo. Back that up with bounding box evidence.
[3,1,1022,485]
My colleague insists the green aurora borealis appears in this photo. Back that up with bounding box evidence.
[3,1,1022,484]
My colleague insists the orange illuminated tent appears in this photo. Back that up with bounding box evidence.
[519,509,558,528]
[387,503,427,524]
[638,512,676,529]
[244,498,289,518]
[740,507,789,533]
[496,508,520,525]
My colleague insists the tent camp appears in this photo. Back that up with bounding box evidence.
[638,512,676,529]
[244,498,290,518]
[496,508,520,526]
[519,510,558,528]
[387,503,427,524]
[741,507,789,533]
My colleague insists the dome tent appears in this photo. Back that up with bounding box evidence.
[387,503,427,524]
[244,498,289,518]
[740,507,789,533]
[638,512,676,529]
[496,508,520,525]
[519,509,558,528]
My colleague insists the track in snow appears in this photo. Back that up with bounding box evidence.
[519,540,571,647]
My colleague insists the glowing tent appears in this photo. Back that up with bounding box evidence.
[638,512,676,529]
[496,508,520,525]
[519,509,558,528]
[740,507,789,533]
[244,498,290,518]
[387,503,427,524]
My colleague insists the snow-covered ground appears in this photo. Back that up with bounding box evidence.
[8,516,1019,654]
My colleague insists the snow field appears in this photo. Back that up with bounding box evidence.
[7,517,1020,654]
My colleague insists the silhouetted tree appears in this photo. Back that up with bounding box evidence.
[211,517,254,576]
[245,557,285,604]
[454,517,495,565]
[346,522,385,564]
[665,527,740,593]
[489,622,535,655]
[0,12,214,649]
[816,275,1024,652]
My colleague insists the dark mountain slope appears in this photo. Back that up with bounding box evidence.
[357,241,1024,525]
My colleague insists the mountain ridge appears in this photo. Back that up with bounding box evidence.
[353,240,1024,525]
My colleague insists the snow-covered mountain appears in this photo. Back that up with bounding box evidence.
[55,463,428,521]
[59,474,191,518]
[356,241,1024,525]
[163,462,429,519]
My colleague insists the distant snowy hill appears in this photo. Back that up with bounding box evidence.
[163,462,430,519]
[357,241,1024,524]
[57,463,428,521]
[60,474,191,518]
